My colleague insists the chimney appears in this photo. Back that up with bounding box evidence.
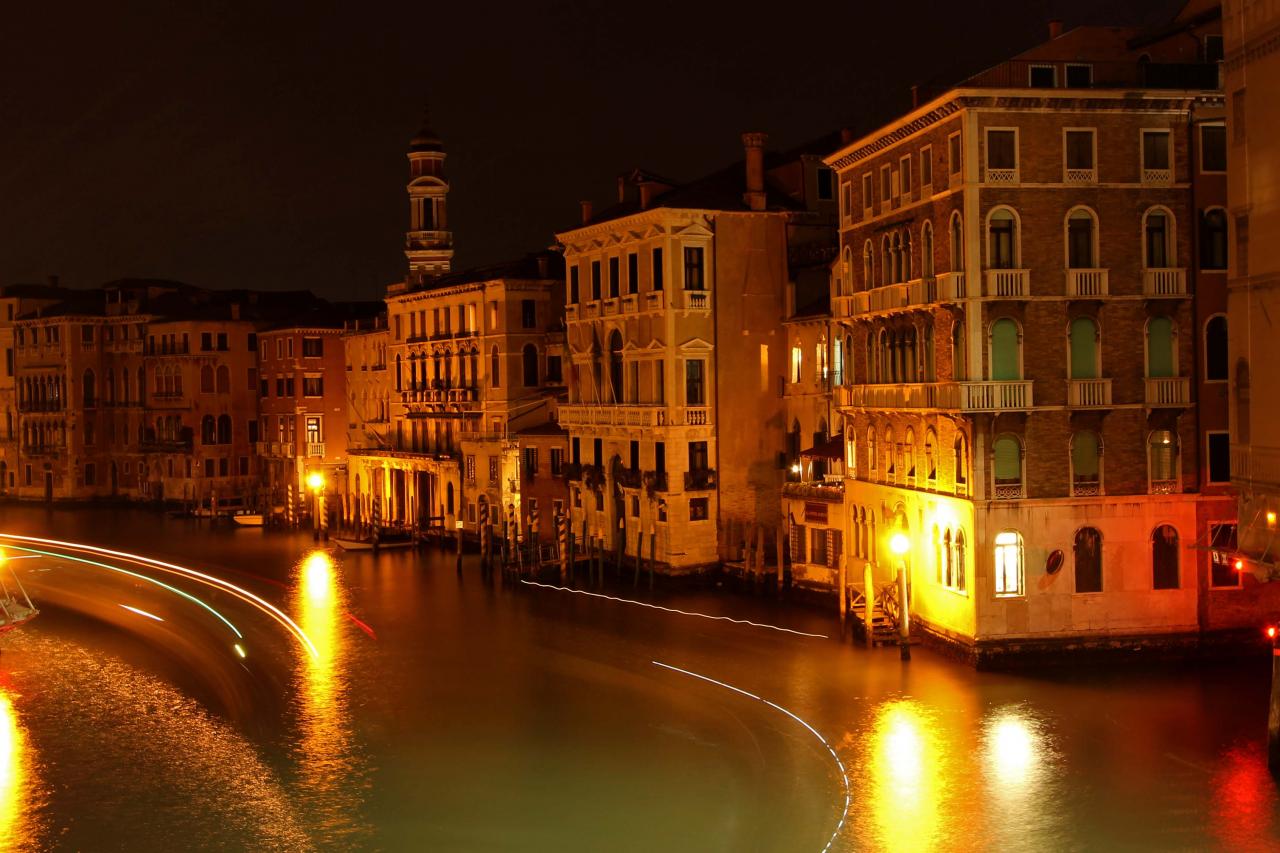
[840,127,855,145]
[580,200,593,225]
[742,132,768,212]
[639,182,655,209]
[617,175,626,203]
[1049,19,1063,39]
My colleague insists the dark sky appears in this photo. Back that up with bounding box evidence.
[0,0,1184,301]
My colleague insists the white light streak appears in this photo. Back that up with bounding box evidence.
[119,604,164,622]
[652,660,850,853]
[519,580,827,639]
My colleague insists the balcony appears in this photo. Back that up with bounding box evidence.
[681,406,710,426]
[1067,269,1108,297]
[621,294,639,314]
[558,404,668,429]
[1232,444,1280,489]
[307,442,326,458]
[684,468,717,491]
[614,468,643,489]
[959,380,1033,411]
[602,298,620,317]
[645,290,666,311]
[1071,479,1101,498]
[1065,167,1096,184]
[1142,168,1172,185]
[993,483,1024,500]
[984,269,1029,298]
[684,291,710,311]
[1067,378,1112,408]
[782,479,844,503]
[936,271,967,301]
[837,383,955,410]
[985,168,1018,185]
[1149,479,1179,495]
[1143,268,1187,297]
[566,304,579,321]
[1145,377,1190,407]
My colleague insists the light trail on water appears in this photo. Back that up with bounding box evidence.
[0,534,317,658]
[519,580,828,639]
[118,605,164,623]
[651,660,851,853]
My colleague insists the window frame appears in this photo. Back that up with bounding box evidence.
[984,127,1019,183]
[1206,430,1231,484]
[947,132,962,184]
[1028,63,1057,88]
[1142,206,1177,270]
[1065,63,1093,87]
[861,173,873,219]
[1062,128,1097,183]
[993,530,1024,598]
[1204,313,1228,382]
[1199,122,1227,174]
[898,155,912,200]
[919,145,933,193]
[1064,205,1100,270]
[985,206,1021,270]
[1140,129,1173,183]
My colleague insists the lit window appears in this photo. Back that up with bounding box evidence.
[791,346,803,384]
[994,531,1023,597]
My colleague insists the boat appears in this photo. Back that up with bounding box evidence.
[232,513,264,527]
[0,554,38,632]
[333,534,416,552]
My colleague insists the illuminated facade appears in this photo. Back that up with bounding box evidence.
[557,134,837,572]
[1225,1,1280,605]
[824,12,1240,658]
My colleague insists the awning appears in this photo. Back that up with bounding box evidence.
[800,433,844,460]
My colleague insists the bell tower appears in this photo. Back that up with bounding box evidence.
[404,108,453,286]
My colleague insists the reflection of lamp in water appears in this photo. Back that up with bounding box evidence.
[889,531,911,660]
[0,690,31,847]
[307,472,326,541]
[987,715,1037,786]
[302,551,334,607]
[870,701,939,850]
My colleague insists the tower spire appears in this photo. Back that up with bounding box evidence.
[405,103,452,286]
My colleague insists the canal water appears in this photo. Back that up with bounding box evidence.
[0,505,1276,851]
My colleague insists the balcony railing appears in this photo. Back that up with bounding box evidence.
[1065,167,1096,184]
[682,406,709,425]
[1149,479,1179,495]
[1067,268,1108,297]
[566,304,579,321]
[684,468,717,490]
[602,298,620,317]
[1145,377,1190,407]
[984,269,1029,298]
[1067,378,1112,408]
[558,404,668,429]
[993,483,1023,500]
[960,380,1033,411]
[986,168,1018,184]
[1232,444,1280,488]
[1071,480,1101,497]
[1142,168,1173,185]
[782,480,844,502]
[685,291,710,311]
[936,271,967,301]
[645,290,666,311]
[621,294,639,314]
[1143,268,1187,297]
[307,442,326,458]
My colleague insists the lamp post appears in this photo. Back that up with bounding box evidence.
[889,531,911,661]
[307,471,326,541]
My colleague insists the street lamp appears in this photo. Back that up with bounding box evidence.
[889,531,911,661]
[307,471,326,541]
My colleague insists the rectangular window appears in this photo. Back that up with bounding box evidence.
[523,447,538,479]
[841,180,852,221]
[986,129,1017,171]
[685,359,705,405]
[656,358,665,403]
[489,457,500,484]
[205,458,215,478]
[861,173,873,216]
[1207,432,1231,483]
[627,253,638,294]
[550,447,563,477]
[689,497,709,521]
[545,355,562,383]
[1205,34,1224,63]
[217,333,228,351]
[948,133,962,175]
[1201,123,1227,173]
[994,531,1023,597]
[608,257,620,299]
[302,337,323,358]
[305,416,321,443]
[919,146,932,189]
[1210,523,1240,588]
[84,463,96,485]
[303,376,323,397]
[1029,64,1056,87]
[880,165,892,202]
[652,247,664,290]
[247,333,257,352]
[688,440,708,473]
[202,332,213,351]
[790,345,803,383]
[275,378,284,397]
[591,261,602,301]
[899,155,912,198]
[683,247,705,290]
[521,299,536,329]
[1065,63,1093,87]
[1064,129,1095,180]
[569,267,579,304]
[286,377,295,397]
[1142,130,1171,177]
[790,523,807,563]
[810,528,828,565]
[809,165,832,201]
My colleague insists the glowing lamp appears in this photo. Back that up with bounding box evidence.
[1235,558,1245,572]
[306,471,325,493]
[1269,511,1277,530]
[790,464,801,474]
[1267,626,1277,640]
[889,532,910,557]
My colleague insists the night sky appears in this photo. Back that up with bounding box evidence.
[0,0,1184,301]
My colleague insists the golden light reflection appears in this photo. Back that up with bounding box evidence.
[868,701,941,853]
[0,689,36,848]
[291,549,362,840]
[979,706,1056,847]
[986,714,1037,786]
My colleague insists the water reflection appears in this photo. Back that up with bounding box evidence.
[0,688,36,848]
[291,549,367,846]
[868,700,943,852]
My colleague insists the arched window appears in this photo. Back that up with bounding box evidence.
[787,419,801,468]
[989,318,1020,380]
[903,231,913,281]
[1074,526,1103,593]
[1071,430,1101,495]
[846,432,857,478]
[885,427,896,479]
[490,346,500,389]
[105,368,115,405]
[921,221,934,278]
[1200,208,1228,270]
[952,318,966,380]
[1146,316,1176,378]
[200,365,215,393]
[863,240,874,290]
[216,414,232,444]
[201,415,216,445]
[1148,430,1179,490]
[994,530,1023,597]
[904,427,916,480]
[1205,315,1228,381]
[215,365,230,394]
[925,428,937,483]
[993,434,1022,498]
[892,233,903,283]
[934,526,945,583]
[877,329,890,383]
[922,320,935,381]
[840,246,853,296]
[949,212,964,271]
[953,433,968,490]
[868,426,878,473]
[952,530,967,593]
[988,208,1018,269]
[1066,207,1097,268]
[832,337,844,387]
[607,331,622,401]
[1237,358,1251,444]
[1152,524,1180,590]
[82,369,96,408]
[523,343,540,388]
[881,235,892,286]
[1143,208,1174,268]
[1069,316,1099,379]
[395,354,403,391]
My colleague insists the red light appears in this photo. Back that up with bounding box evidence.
[1267,626,1276,640]
[1235,559,1245,571]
